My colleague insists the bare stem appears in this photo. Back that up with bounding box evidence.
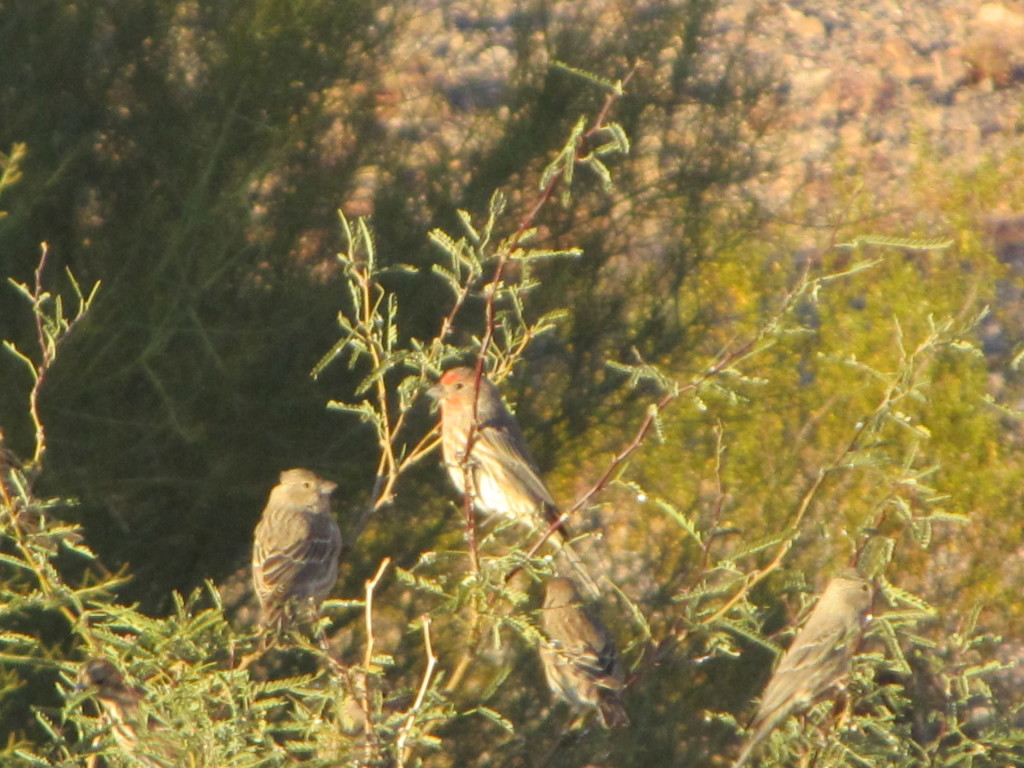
[396,615,438,766]
[698,421,729,577]
[362,557,391,669]
[565,337,758,521]
[458,64,640,563]
[356,557,391,763]
[27,244,51,470]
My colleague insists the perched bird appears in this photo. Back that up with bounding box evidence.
[539,577,629,729]
[76,658,176,767]
[735,575,874,766]
[0,428,81,550]
[252,468,342,633]
[0,427,27,507]
[430,367,562,532]
[429,367,598,592]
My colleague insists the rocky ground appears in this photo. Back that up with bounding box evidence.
[370,0,1024,246]
[731,0,1024,228]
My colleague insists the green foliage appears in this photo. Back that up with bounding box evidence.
[2,2,1023,767]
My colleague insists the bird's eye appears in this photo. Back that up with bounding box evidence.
[454,382,464,390]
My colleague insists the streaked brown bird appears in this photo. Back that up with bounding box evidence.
[540,577,629,729]
[0,427,27,506]
[735,574,874,766]
[252,468,342,633]
[76,658,176,767]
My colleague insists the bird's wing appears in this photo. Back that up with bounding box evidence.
[254,509,340,597]
[754,620,853,726]
[558,610,622,690]
[93,688,177,768]
[475,418,557,509]
[302,512,343,565]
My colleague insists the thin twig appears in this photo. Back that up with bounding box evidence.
[436,247,479,343]
[355,557,391,763]
[569,338,758,520]
[703,381,894,627]
[396,615,438,766]
[463,63,640,559]
[508,337,759,591]
[362,557,391,669]
[443,650,472,695]
[349,254,400,517]
[698,421,729,577]
[28,243,51,470]
[462,474,481,573]
[516,61,640,232]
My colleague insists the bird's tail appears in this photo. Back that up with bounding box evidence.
[536,506,602,598]
[598,694,630,729]
[550,533,602,599]
[733,737,757,768]
[733,711,780,768]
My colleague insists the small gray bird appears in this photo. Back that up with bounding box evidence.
[539,577,629,729]
[252,468,342,633]
[735,575,873,766]
[76,658,176,767]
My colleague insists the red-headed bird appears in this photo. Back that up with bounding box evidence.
[429,367,598,592]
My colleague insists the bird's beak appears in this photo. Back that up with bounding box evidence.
[427,381,443,401]
[322,481,339,496]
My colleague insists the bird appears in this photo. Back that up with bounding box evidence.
[429,367,598,593]
[734,574,874,766]
[0,428,81,551]
[252,468,342,634]
[429,367,563,532]
[0,427,27,507]
[76,658,176,767]
[539,576,629,729]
